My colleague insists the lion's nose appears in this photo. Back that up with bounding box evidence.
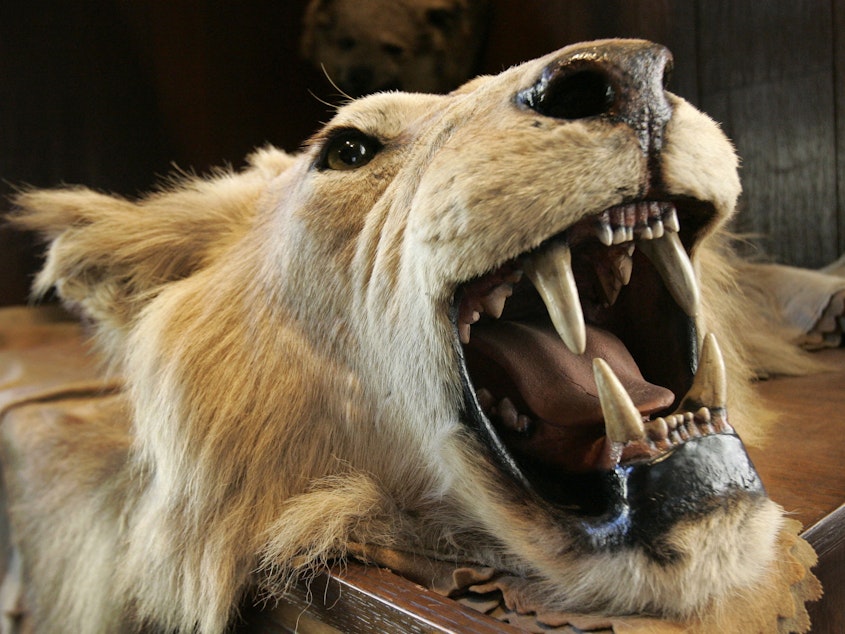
[518,40,674,153]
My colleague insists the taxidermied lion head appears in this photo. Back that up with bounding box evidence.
[300,0,490,95]
[6,40,816,633]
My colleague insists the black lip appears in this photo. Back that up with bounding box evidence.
[557,433,767,560]
[626,432,766,559]
[453,300,532,489]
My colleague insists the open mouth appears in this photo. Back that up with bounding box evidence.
[453,199,765,551]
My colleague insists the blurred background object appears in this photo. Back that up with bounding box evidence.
[300,0,491,96]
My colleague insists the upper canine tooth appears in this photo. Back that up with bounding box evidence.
[592,358,646,443]
[682,333,727,410]
[524,241,586,354]
[637,230,700,317]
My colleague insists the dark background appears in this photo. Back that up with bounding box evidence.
[2,0,842,305]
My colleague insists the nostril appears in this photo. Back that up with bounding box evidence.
[520,42,674,152]
[519,69,615,120]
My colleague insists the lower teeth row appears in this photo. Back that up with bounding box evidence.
[645,407,728,445]
[478,385,728,451]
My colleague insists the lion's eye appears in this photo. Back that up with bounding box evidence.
[319,131,382,171]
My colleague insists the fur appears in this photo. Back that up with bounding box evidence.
[4,40,815,633]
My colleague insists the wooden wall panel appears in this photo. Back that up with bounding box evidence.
[482,0,842,266]
[481,1,699,102]
[0,0,176,306]
[695,0,838,267]
[835,0,845,257]
[119,0,328,166]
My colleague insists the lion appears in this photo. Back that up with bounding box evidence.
[2,40,822,633]
[300,0,490,96]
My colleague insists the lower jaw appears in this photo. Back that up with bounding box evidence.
[534,432,766,559]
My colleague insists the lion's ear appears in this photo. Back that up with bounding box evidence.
[11,147,295,334]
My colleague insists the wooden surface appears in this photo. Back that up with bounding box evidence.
[803,504,845,634]
[241,564,523,634]
[484,0,843,269]
[749,349,845,529]
[749,348,845,634]
[696,1,839,267]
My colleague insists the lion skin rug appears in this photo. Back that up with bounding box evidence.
[0,39,828,633]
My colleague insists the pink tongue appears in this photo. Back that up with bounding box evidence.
[466,321,674,426]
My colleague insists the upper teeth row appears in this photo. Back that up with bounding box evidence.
[524,201,699,355]
[595,201,679,246]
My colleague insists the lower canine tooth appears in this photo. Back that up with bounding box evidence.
[593,359,646,443]
[682,333,728,410]
[637,230,700,317]
[524,241,586,354]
